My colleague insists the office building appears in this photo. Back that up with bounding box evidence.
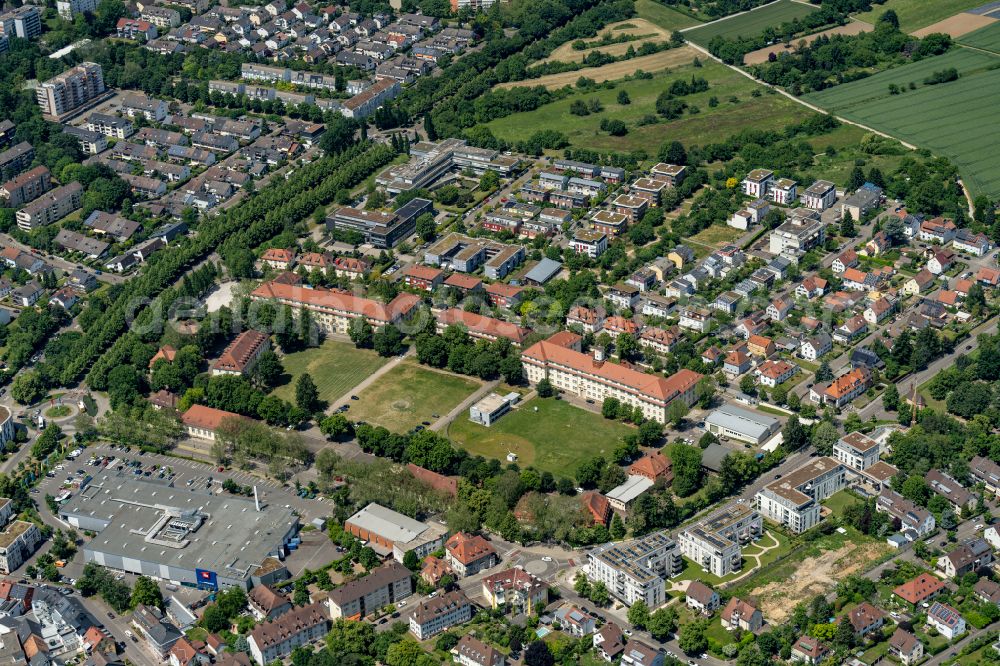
[326,197,431,248]
[36,63,106,118]
[586,531,681,608]
[424,232,525,279]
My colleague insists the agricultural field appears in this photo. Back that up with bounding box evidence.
[489,58,809,153]
[498,46,698,89]
[914,11,997,38]
[852,0,988,34]
[345,361,482,432]
[543,19,673,64]
[446,396,633,476]
[684,0,818,46]
[958,19,1000,53]
[271,339,389,406]
[803,48,1000,198]
[742,19,873,64]
[635,0,702,32]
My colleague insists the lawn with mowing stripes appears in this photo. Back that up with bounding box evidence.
[684,0,818,45]
[959,20,1000,54]
[271,338,389,406]
[803,48,1000,198]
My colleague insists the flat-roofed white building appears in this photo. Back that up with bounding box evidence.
[833,432,880,471]
[755,457,847,534]
[678,504,762,577]
[586,530,681,608]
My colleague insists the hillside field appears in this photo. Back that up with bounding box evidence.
[684,0,817,45]
[852,0,988,33]
[958,20,1000,53]
[803,48,1000,198]
[488,58,808,153]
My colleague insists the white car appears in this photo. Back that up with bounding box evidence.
[976,524,984,530]
[541,556,552,562]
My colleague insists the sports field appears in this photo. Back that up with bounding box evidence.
[489,59,808,153]
[446,397,633,476]
[348,361,481,432]
[271,339,388,405]
[852,0,988,33]
[684,0,818,46]
[803,48,1000,198]
[959,20,1000,53]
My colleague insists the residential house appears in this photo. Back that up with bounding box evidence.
[927,248,956,275]
[848,602,885,639]
[747,334,775,357]
[554,605,596,637]
[918,217,957,244]
[685,581,720,615]
[721,597,762,632]
[832,249,858,273]
[833,315,867,344]
[888,629,923,666]
[132,605,182,659]
[903,269,937,296]
[454,635,505,666]
[864,297,896,325]
[620,640,664,666]
[593,623,625,662]
[481,568,548,615]
[445,532,497,578]
[766,297,793,321]
[926,602,965,640]
[811,366,872,408]
[800,333,832,361]
[926,469,977,516]
[893,573,945,608]
[937,539,993,579]
[247,585,291,621]
[877,488,936,537]
[756,359,798,387]
[723,350,752,377]
[953,229,991,256]
[790,636,830,665]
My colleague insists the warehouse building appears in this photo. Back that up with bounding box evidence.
[58,471,297,590]
[704,403,780,446]
[344,503,447,564]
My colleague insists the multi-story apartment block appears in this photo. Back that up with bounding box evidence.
[0,166,50,207]
[769,210,825,259]
[0,6,42,40]
[586,530,682,608]
[56,0,96,19]
[742,169,773,198]
[572,229,608,258]
[801,180,836,210]
[481,568,548,614]
[36,62,106,118]
[247,602,329,665]
[810,366,872,408]
[62,125,107,154]
[0,142,34,177]
[755,457,847,533]
[0,520,42,574]
[87,112,134,138]
[833,432,881,471]
[122,93,168,122]
[141,6,182,27]
[16,182,83,231]
[522,333,701,425]
[409,590,473,640]
[970,456,1000,497]
[678,307,711,333]
[326,561,412,619]
[678,504,762,577]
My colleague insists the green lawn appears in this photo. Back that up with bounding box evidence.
[803,48,1000,198]
[348,361,482,432]
[852,0,988,33]
[959,20,1000,55]
[486,59,809,153]
[446,396,633,475]
[636,0,702,31]
[823,489,864,519]
[689,223,744,247]
[271,339,390,406]
[684,0,818,45]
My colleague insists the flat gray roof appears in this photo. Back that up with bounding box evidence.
[606,475,654,504]
[60,471,296,580]
[705,404,779,440]
[524,258,562,284]
[346,503,445,547]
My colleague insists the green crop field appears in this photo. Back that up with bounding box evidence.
[486,59,808,153]
[959,21,1000,54]
[446,397,633,476]
[803,48,1000,198]
[348,361,481,432]
[684,0,817,45]
[852,0,987,33]
[636,0,702,32]
[271,339,389,405]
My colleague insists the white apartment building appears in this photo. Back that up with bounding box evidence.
[755,457,847,534]
[678,504,762,578]
[408,590,473,640]
[833,431,881,471]
[678,307,711,333]
[769,210,825,259]
[0,520,42,574]
[587,530,681,608]
[247,602,329,665]
[56,0,96,19]
[572,229,607,258]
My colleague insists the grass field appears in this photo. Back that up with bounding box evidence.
[803,48,1000,198]
[688,223,744,247]
[684,0,818,45]
[348,361,481,432]
[543,19,673,64]
[635,0,702,32]
[852,0,987,33]
[958,20,1000,54]
[446,396,633,476]
[489,59,809,152]
[498,46,698,89]
[271,339,389,405]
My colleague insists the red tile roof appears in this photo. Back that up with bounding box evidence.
[181,404,250,432]
[629,452,671,481]
[212,330,269,373]
[893,573,945,605]
[446,532,496,566]
[407,463,458,497]
[437,308,530,344]
[251,281,420,324]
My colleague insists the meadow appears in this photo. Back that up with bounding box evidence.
[803,48,1000,198]
[684,0,818,45]
[852,0,988,34]
[958,20,1000,54]
[271,339,388,405]
[488,58,808,153]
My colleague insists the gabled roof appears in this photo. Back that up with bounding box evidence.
[893,573,944,605]
[685,580,717,606]
[446,532,495,566]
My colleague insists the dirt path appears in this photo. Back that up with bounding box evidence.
[542,18,673,64]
